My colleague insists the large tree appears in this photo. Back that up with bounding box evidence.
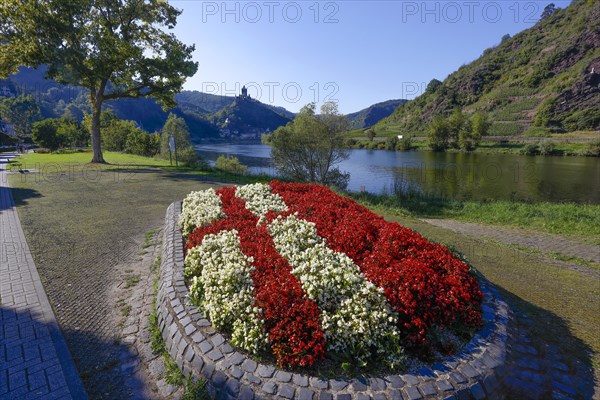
[0,0,198,163]
[270,102,350,188]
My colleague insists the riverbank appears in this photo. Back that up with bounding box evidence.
[345,136,600,157]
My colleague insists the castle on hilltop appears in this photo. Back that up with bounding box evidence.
[236,85,251,100]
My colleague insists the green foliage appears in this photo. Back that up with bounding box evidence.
[470,112,490,138]
[56,117,89,147]
[32,119,61,150]
[215,155,247,174]
[32,117,88,150]
[428,116,450,151]
[346,99,405,129]
[398,135,414,151]
[524,68,554,88]
[425,79,443,94]
[182,377,210,400]
[428,110,487,151]
[538,139,556,155]
[488,122,525,136]
[178,147,201,168]
[385,136,399,151]
[124,130,160,158]
[160,113,197,166]
[103,119,140,152]
[562,109,600,131]
[0,95,42,138]
[533,98,558,127]
[0,0,198,162]
[271,102,350,188]
[524,127,552,137]
[583,139,600,157]
[448,109,468,147]
[541,3,559,19]
[367,129,376,141]
[520,143,540,155]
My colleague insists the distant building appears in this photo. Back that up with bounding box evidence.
[237,85,250,100]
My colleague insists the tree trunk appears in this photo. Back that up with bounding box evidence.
[90,82,107,163]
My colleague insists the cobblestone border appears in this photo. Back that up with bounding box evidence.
[157,201,512,400]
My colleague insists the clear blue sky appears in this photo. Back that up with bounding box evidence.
[171,0,571,114]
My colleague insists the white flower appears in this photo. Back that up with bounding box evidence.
[235,183,288,222]
[184,230,268,353]
[179,188,225,236]
[268,214,404,364]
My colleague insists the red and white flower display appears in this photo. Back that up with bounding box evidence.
[182,181,482,369]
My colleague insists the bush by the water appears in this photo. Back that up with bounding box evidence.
[215,155,248,174]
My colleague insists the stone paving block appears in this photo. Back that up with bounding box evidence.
[402,386,423,400]
[28,370,47,390]
[293,374,309,387]
[278,384,295,399]
[419,382,437,396]
[239,385,254,400]
[8,370,26,390]
[386,375,405,389]
[319,392,333,400]
[298,388,315,400]
[262,381,277,395]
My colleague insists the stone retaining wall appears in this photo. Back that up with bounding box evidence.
[156,201,513,400]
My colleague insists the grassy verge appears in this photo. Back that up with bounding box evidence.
[348,191,600,244]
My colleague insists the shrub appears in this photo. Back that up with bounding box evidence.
[583,139,600,157]
[397,135,413,151]
[178,147,200,167]
[538,139,555,156]
[520,143,539,155]
[215,155,248,174]
[124,130,160,157]
[32,119,61,150]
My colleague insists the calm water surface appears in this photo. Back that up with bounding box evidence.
[195,141,600,204]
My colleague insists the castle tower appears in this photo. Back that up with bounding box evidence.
[241,85,248,98]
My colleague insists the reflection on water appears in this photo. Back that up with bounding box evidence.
[195,141,600,204]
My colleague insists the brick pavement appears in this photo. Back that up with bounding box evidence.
[422,218,600,264]
[0,153,87,399]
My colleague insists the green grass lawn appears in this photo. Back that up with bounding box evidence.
[13,150,172,170]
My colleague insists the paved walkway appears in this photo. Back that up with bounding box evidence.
[422,218,600,264]
[0,153,87,399]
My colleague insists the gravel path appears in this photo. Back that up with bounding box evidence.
[422,218,599,267]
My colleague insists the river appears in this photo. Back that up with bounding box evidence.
[195,141,600,204]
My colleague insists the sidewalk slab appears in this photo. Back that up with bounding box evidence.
[1,152,87,399]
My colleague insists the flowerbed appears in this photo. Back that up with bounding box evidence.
[181,181,483,370]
